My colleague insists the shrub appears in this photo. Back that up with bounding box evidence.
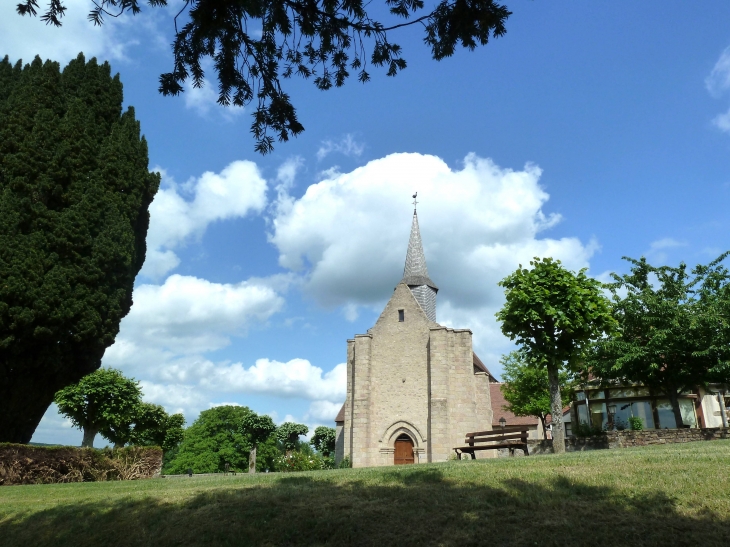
[0,443,162,485]
[276,450,333,472]
[574,422,605,437]
[628,416,644,431]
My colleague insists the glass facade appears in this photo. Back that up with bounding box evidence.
[573,386,698,430]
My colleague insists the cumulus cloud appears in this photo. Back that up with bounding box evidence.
[0,0,166,66]
[182,59,246,119]
[270,152,597,376]
[202,359,346,401]
[106,274,285,359]
[305,400,344,423]
[317,134,365,160]
[141,161,268,279]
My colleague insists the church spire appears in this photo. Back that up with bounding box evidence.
[400,195,438,321]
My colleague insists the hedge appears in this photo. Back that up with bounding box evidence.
[0,444,162,485]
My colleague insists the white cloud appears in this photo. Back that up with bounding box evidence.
[270,152,597,377]
[141,161,268,279]
[317,134,365,161]
[106,274,285,358]
[201,359,346,402]
[0,0,167,66]
[305,400,344,423]
[706,46,730,98]
[646,237,686,264]
[712,107,730,134]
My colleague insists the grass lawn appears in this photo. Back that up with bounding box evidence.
[1,441,729,547]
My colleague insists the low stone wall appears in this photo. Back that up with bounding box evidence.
[511,428,730,456]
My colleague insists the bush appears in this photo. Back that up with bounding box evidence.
[0,443,162,485]
[574,422,605,437]
[276,450,333,472]
[628,416,644,431]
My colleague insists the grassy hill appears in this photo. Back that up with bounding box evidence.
[1,440,729,546]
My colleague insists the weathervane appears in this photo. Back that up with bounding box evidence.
[412,192,418,213]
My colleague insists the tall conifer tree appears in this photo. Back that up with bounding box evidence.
[0,53,159,443]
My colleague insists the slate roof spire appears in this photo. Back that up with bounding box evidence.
[400,195,438,321]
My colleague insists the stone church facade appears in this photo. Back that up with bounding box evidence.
[334,209,494,467]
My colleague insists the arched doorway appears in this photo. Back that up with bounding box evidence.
[394,434,414,465]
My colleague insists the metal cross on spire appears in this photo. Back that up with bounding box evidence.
[412,192,418,213]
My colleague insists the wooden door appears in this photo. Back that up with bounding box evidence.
[394,435,414,465]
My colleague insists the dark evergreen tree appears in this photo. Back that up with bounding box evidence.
[0,54,159,443]
[16,0,511,154]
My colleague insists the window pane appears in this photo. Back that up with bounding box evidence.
[589,402,607,430]
[679,399,697,427]
[655,399,678,429]
[630,401,655,429]
[587,390,605,400]
[577,404,589,425]
[612,402,633,430]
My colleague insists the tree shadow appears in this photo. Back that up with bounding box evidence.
[1,465,728,547]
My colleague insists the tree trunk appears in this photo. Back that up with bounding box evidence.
[82,426,98,447]
[547,360,565,454]
[249,445,257,474]
[667,390,685,428]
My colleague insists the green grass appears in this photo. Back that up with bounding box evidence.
[2,441,730,546]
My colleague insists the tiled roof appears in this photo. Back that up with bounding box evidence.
[473,353,499,383]
[490,383,541,427]
[334,402,345,423]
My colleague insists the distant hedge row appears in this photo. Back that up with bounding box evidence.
[0,444,162,485]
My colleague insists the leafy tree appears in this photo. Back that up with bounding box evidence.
[496,258,614,453]
[499,351,572,440]
[16,0,511,154]
[310,426,336,457]
[164,405,254,474]
[0,54,159,443]
[129,403,186,452]
[587,254,730,428]
[277,422,309,455]
[241,412,276,473]
[53,368,142,447]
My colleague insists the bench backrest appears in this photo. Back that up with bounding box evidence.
[464,427,529,444]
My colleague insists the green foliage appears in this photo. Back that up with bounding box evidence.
[499,351,573,438]
[129,404,185,453]
[0,53,159,443]
[338,456,352,469]
[241,413,277,450]
[496,258,615,450]
[587,254,730,427]
[628,416,644,431]
[574,422,605,437]
[54,368,142,447]
[163,406,255,474]
[310,426,336,457]
[17,0,511,154]
[276,422,309,452]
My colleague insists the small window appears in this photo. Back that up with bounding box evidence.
[398,309,405,322]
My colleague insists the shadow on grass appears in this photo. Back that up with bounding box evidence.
[1,466,729,547]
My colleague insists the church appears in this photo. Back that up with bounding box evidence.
[334,203,495,467]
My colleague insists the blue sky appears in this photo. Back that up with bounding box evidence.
[3,1,730,446]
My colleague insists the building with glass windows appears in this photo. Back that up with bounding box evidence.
[571,384,729,432]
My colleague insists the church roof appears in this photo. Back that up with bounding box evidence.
[335,403,345,423]
[473,353,499,383]
[401,211,438,291]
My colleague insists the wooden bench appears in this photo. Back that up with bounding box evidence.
[453,427,530,459]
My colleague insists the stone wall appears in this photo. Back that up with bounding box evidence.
[518,428,730,456]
